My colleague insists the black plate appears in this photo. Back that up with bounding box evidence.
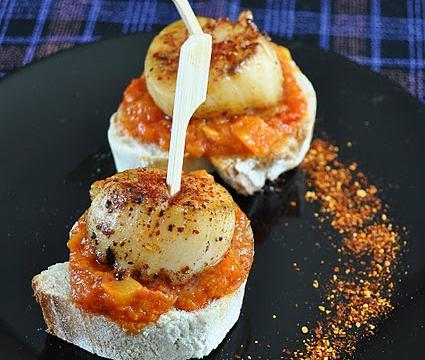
[1,32,425,360]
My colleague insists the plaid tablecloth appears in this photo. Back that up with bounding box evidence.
[0,0,424,102]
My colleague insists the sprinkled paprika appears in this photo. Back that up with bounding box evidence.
[289,139,403,359]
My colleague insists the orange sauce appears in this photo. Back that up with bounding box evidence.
[68,208,254,333]
[119,46,306,158]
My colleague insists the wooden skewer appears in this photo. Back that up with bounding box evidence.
[166,0,212,196]
[172,0,202,35]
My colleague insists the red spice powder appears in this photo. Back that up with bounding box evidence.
[290,139,402,359]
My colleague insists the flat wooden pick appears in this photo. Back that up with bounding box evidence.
[172,0,203,35]
[166,32,212,196]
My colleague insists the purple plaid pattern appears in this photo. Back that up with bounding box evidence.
[0,0,424,102]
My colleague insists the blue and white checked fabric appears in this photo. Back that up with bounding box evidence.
[0,0,424,102]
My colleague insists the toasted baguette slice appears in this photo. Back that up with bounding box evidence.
[108,64,316,195]
[32,262,246,360]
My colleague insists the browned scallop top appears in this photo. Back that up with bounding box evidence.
[148,11,266,81]
[90,168,228,210]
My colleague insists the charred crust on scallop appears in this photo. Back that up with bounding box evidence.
[150,11,265,80]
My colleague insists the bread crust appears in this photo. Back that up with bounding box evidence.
[32,263,246,360]
[108,55,316,195]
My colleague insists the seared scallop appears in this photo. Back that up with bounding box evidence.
[86,169,235,283]
[144,11,284,118]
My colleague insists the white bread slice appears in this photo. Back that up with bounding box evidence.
[32,262,246,360]
[108,65,316,195]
